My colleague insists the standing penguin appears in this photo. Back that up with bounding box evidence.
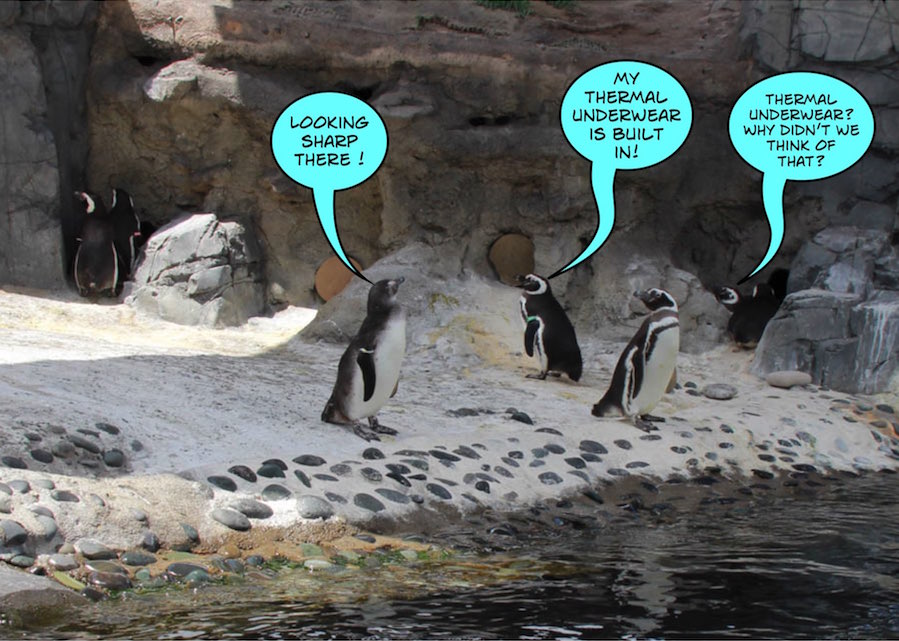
[109,187,141,278]
[322,277,406,441]
[516,273,582,381]
[73,191,119,298]
[714,283,779,348]
[593,288,679,432]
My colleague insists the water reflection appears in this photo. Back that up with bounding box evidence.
[13,474,899,639]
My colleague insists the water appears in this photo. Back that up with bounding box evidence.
[10,474,899,639]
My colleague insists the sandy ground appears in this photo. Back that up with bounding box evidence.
[0,283,897,559]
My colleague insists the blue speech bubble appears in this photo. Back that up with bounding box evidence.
[553,60,693,278]
[271,92,388,283]
[729,72,874,284]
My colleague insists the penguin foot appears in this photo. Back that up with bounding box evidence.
[351,423,382,442]
[633,417,659,433]
[368,416,398,437]
[526,372,548,380]
[640,414,666,423]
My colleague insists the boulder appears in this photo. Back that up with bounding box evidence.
[128,213,265,327]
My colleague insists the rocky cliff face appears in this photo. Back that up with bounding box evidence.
[2,1,898,389]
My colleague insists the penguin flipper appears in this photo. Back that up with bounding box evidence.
[523,318,540,357]
[390,381,398,398]
[357,348,376,402]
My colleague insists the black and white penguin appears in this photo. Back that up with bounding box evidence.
[516,273,582,381]
[714,283,779,348]
[110,187,141,277]
[592,288,679,432]
[73,191,119,298]
[321,277,406,441]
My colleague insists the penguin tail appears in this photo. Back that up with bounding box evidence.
[568,360,583,382]
[591,392,619,418]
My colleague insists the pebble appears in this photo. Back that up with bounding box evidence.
[9,555,33,568]
[360,467,383,483]
[0,483,9,495]
[375,488,410,504]
[121,550,157,566]
[34,515,58,540]
[539,472,563,485]
[141,531,160,552]
[502,457,520,468]
[581,452,603,462]
[766,370,812,389]
[294,470,312,487]
[403,458,429,471]
[544,444,565,455]
[262,484,291,500]
[85,560,127,575]
[77,540,117,560]
[312,474,338,482]
[24,433,42,442]
[429,450,461,462]
[426,484,452,500]
[529,459,546,468]
[454,445,481,460]
[51,441,75,458]
[702,384,738,400]
[625,461,650,469]
[50,490,79,503]
[386,463,411,475]
[297,496,334,519]
[207,475,238,492]
[386,472,410,487]
[362,448,385,460]
[565,457,586,470]
[329,464,352,477]
[212,508,251,531]
[0,499,9,514]
[353,493,386,512]
[29,449,54,464]
[494,466,513,478]
[103,449,125,467]
[531,447,548,459]
[228,465,257,483]
[536,427,563,436]
[69,435,101,454]
[324,492,346,504]
[48,553,78,571]
[0,520,26,547]
[509,411,533,425]
[257,463,285,478]
[876,404,895,414]
[580,440,608,454]
[229,499,273,519]
[95,422,120,435]
[33,479,55,490]
[181,523,199,543]
[293,454,326,466]
[1,456,26,469]
[614,439,632,451]
[475,481,490,493]
[166,562,207,579]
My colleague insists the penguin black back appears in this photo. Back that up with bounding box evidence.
[517,273,582,381]
[73,191,119,297]
[110,187,141,278]
[714,282,779,348]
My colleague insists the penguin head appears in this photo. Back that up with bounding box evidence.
[636,288,677,312]
[516,273,550,296]
[367,277,404,314]
[751,283,776,300]
[713,286,741,308]
[74,191,107,217]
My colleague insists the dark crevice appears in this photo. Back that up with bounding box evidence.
[468,114,518,127]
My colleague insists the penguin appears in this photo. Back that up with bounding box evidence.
[714,283,779,348]
[592,288,679,432]
[109,187,141,278]
[321,277,406,441]
[516,273,583,381]
[73,191,119,298]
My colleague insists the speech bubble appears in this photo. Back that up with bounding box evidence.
[271,91,388,283]
[553,60,693,279]
[729,72,874,284]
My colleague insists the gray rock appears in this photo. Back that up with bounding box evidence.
[128,213,265,327]
[296,496,334,520]
[76,539,117,560]
[103,449,125,467]
[121,550,157,567]
[0,563,81,613]
[211,508,251,531]
[0,521,27,547]
[702,384,738,401]
[48,553,79,571]
[766,370,813,389]
[228,498,273,520]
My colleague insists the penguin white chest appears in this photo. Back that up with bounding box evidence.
[629,320,679,416]
[347,314,406,419]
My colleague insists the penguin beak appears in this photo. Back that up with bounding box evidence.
[515,274,528,288]
[394,276,405,286]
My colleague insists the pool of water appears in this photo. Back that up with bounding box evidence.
[11,473,899,639]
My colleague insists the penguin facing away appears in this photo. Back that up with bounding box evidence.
[516,273,583,381]
[714,283,779,348]
[593,288,679,432]
[110,187,141,278]
[73,191,119,298]
[322,277,406,441]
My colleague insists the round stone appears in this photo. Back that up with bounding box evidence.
[212,508,251,531]
[565,457,586,470]
[48,554,78,571]
[9,555,34,568]
[29,449,53,464]
[488,233,534,286]
[426,483,452,500]
[701,384,738,400]
[180,523,199,542]
[475,481,490,493]
[229,499,273,519]
[9,480,30,493]
[453,446,481,460]
[544,444,566,454]
[228,465,257,483]
[361,448,385,461]
[33,479,55,490]
[329,464,352,477]
[207,475,238,492]
[535,472,562,485]
[34,515,58,540]
[77,540,117,560]
[614,439,632,451]
[69,435,101,454]
[324,492,346,504]
[0,483,10,495]
[297,496,334,519]
[50,490,79,503]
[261,484,291,500]
[312,474,338,482]
[166,562,207,579]
[0,520,27,546]
[502,457,520,468]
[0,499,9,514]
[95,422,120,435]
[51,441,75,458]
[85,560,127,575]
[257,463,285,478]
[360,467,382,482]
[141,531,160,552]
[494,466,513,478]
[509,411,533,425]
[386,463,411,475]
[294,469,311,487]
[766,370,812,389]
[103,449,125,468]
[531,447,548,459]
[121,550,157,566]
[263,458,287,470]
[87,494,106,507]
[1,457,26,470]
[353,493,386,512]
[292,454,325,467]
[375,488,410,504]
